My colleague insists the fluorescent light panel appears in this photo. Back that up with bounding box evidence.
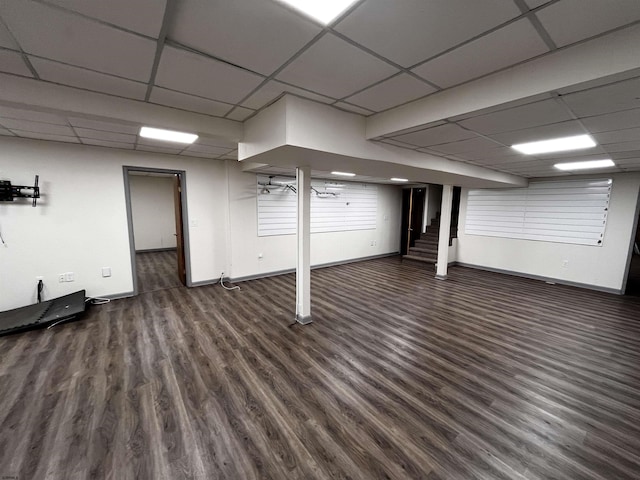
[390,178,408,182]
[276,0,357,24]
[331,171,356,177]
[139,126,198,144]
[554,159,615,171]
[512,134,596,155]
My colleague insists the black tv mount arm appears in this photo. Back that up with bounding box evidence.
[0,175,40,207]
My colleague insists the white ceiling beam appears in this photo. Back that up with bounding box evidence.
[366,24,640,139]
[240,95,526,188]
[0,73,243,141]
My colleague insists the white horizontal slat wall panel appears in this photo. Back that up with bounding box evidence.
[465,179,612,246]
[257,175,377,236]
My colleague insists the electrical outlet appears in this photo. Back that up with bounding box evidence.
[102,267,112,277]
[562,259,569,268]
[58,274,65,283]
[258,253,263,260]
[36,276,43,281]
[65,272,74,282]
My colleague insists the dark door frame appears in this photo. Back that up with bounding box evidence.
[123,166,192,296]
[621,188,640,294]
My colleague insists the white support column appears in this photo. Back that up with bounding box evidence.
[436,184,453,280]
[296,166,312,324]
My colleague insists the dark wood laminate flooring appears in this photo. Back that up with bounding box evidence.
[1,257,640,479]
[136,250,182,294]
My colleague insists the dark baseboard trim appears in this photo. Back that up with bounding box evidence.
[135,248,177,253]
[450,262,623,295]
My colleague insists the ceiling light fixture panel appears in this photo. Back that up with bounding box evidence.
[331,171,356,176]
[554,159,615,171]
[139,126,198,144]
[390,178,408,182]
[512,134,596,155]
[275,0,358,25]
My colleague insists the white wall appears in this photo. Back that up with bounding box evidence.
[0,137,228,310]
[129,175,177,251]
[227,161,402,280]
[455,172,640,292]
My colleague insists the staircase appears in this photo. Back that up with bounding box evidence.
[403,216,441,266]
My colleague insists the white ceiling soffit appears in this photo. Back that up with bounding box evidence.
[367,23,640,139]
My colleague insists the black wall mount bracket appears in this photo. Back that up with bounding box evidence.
[0,175,40,207]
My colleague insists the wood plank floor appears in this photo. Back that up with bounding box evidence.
[1,257,640,479]
[136,250,182,294]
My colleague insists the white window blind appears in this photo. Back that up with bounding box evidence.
[465,179,612,246]
[257,175,377,237]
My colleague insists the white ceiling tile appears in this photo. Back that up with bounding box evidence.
[181,151,218,159]
[535,0,640,47]
[392,123,476,146]
[334,102,375,116]
[225,107,254,122]
[458,99,574,134]
[80,138,134,149]
[345,74,436,112]
[136,144,182,155]
[0,126,15,136]
[334,0,521,67]
[68,117,139,134]
[378,139,418,149]
[580,108,640,133]
[183,144,231,155]
[0,21,18,49]
[45,0,166,38]
[610,150,640,160]
[73,128,136,143]
[534,147,608,160]
[220,149,238,160]
[0,118,74,135]
[524,0,549,9]
[429,137,503,155]
[169,0,322,75]
[195,137,237,149]
[0,1,156,81]
[241,80,334,110]
[0,49,32,77]
[593,128,640,145]
[149,87,232,117]
[155,46,265,104]
[29,57,146,100]
[276,33,398,99]
[448,93,553,122]
[562,77,640,118]
[412,19,549,89]
[11,130,79,143]
[385,121,448,138]
[0,105,67,124]
[603,141,640,153]
[487,120,588,145]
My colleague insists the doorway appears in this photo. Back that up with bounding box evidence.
[624,197,640,296]
[400,187,425,255]
[123,167,191,295]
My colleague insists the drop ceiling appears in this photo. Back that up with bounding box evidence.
[0,0,639,179]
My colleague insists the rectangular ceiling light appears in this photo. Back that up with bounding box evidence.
[390,178,408,182]
[276,0,358,25]
[139,126,198,144]
[554,159,615,171]
[331,171,356,177]
[512,134,596,155]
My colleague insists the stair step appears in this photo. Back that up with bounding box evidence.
[415,239,439,247]
[409,246,438,255]
[403,255,437,265]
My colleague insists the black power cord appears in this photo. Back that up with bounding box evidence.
[37,279,44,303]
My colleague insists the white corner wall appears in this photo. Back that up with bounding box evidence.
[455,172,640,292]
[129,175,177,251]
[227,161,402,280]
[0,137,228,310]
